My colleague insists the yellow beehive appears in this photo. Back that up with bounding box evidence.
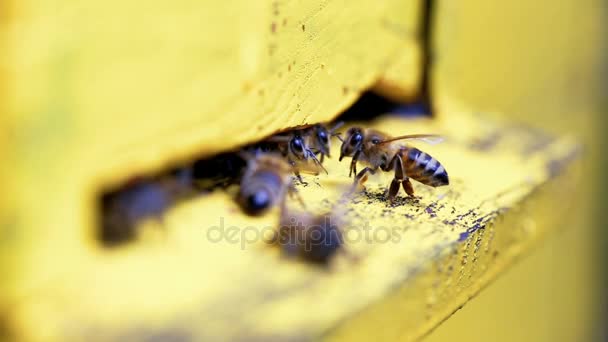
[0,0,421,305]
[0,0,603,341]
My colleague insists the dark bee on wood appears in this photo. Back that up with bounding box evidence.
[237,152,297,216]
[264,122,341,183]
[99,169,194,246]
[191,152,246,190]
[304,122,344,163]
[339,127,449,202]
[271,210,344,264]
[266,129,327,184]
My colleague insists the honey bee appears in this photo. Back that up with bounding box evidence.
[264,122,342,177]
[339,127,449,201]
[267,130,327,183]
[238,151,299,216]
[304,122,344,163]
[271,209,344,264]
[100,170,193,246]
[100,179,171,246]
[269,183,359,265]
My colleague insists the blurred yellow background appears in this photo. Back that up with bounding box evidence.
[428,0,606,340]
[1,0,607,340]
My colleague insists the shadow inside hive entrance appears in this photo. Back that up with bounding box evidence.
[97,91,432,247]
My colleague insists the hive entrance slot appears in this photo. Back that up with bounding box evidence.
[97,91,431,247]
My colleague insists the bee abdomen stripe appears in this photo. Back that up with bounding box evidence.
[416,152,431,166]
[407,148,428,164]
[407,148,421,162]
[403,148,449,186]
[431,166,449,186]
[423,158,438,175]
[433,165,445,177]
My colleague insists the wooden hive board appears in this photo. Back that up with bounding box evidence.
[0,0,421,310]
[5,112,580,341]
[0,0,587,340]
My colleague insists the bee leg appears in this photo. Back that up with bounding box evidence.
[320,153,325,163]
[307,149,328,174]
[287,184,306,209]
[402,178,415,197]
[311,150,322,163]
[294,171,308,186]
[360,175,369,185]
[388,179,401,202]
[387,154,406,203]
[348,150,361,178]
[287,159,306,185]
[353,167,378,190]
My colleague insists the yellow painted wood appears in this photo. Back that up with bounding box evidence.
[424,214,598,342]
[4,112,580,341]
[373,45,422,102]
[0,0,422,310]
[428,1,605,340]
[371,2,423,102]
[2,0,421,185]
[432,0,606,134]
[0,0,595,340]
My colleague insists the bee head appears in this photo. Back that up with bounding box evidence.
[339,127,364,161]
[289,134,308,160]
[314,125,331,157]
[239,182,276,216]
[239,159,283,216]
[245,190,271,215]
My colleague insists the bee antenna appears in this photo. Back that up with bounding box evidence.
[307,149,329,174]
[329,121,345,133]
[334,134,344,142]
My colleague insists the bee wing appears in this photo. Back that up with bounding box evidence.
[378,134,444,145]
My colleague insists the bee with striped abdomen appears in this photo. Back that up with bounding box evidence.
[338,127,449,202]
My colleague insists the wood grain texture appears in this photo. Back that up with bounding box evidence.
[5,113,580,341]
[1,0,421,186]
